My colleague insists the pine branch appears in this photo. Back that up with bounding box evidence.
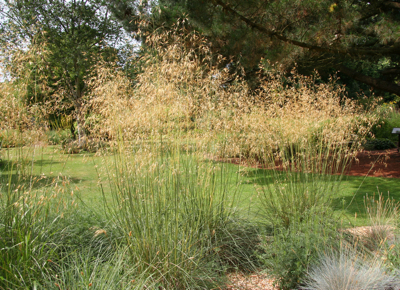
[338,65,400,96]
[212,0,400,57]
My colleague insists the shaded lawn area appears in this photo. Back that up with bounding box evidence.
[335,175,400,226]
[0,146,104,207]
[238,166,400,227]
[1,145,400,227]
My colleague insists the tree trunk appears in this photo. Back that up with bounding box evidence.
[75,105,86,147]
[74,75,86,147]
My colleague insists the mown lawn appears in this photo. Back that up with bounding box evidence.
[2,145,399,227]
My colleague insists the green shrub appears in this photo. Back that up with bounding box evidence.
[362,138,397,150]
[61,136,107,154]
[260,217,338,290]
[370,104,400,142]
[46,129,72,145]
[384,241,400,271]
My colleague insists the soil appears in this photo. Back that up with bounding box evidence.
[346,148,400,178]
[216,148,400,179]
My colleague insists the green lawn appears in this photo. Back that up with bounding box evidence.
[1,146,102,206]
[2,145,400,227]
[236,165,400,226]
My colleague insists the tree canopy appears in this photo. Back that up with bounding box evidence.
[3,0,400,102]
[1,0,123,140]
[122,0,400,98]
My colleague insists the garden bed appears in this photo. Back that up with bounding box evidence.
[215,148,400,179]
[348,148,400,178]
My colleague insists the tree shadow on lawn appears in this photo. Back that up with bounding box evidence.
[32,159,63,167]
[1,160,84,191]
[238,168,281,186]
[236,165,400,201]
[331,175,400,224]
[0,173,84,191]
[238,166,400,223]
[0,158,63,170]
[241,168,340,186]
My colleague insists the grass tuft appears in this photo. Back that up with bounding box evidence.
[303,247,400,290]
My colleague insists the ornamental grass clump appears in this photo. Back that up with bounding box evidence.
[256,137,354,228]
[251,71,375,290]
[0,81,45,147]
[215,70,373,161]
[86,25,245,144]
[0,147,78,288]
[87,23,375,163]
[253,83,371,288]
[0,33,54,147]
[40,243,134,289]
[0,147,125,289]
[303,247,400,290]
[362,192,400,251]
[100,140,242,289]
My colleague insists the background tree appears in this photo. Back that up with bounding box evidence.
[1,0,123,143]
[114,0,400,101]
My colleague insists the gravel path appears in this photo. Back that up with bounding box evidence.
[226,273,277,290]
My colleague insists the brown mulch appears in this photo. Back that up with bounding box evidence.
[346,148,400,178]
[216,148,400,179]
